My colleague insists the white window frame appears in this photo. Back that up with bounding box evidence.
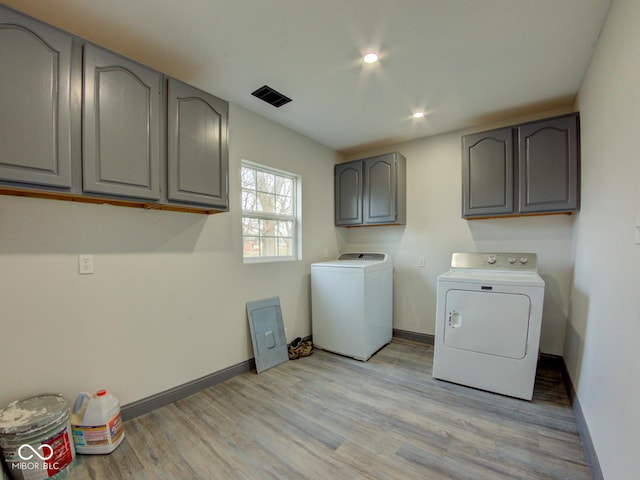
[241,160,301,263]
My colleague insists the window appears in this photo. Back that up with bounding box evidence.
[241,161,300,262]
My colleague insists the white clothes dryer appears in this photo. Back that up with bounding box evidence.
[432,252,545,400]
[311,253,393,361]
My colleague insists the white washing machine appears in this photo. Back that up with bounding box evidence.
[311,253,393,361]
[432,252,545,400]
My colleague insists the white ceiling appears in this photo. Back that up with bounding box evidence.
[6,0,611,154]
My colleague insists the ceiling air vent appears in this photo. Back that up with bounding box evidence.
[251,85,292,108]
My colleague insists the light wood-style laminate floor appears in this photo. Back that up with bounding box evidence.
[66,339,590,479]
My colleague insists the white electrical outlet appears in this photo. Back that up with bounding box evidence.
[78,254,94,274]
[418,256,426,268]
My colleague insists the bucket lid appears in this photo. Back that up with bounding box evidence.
[0,394,70,435]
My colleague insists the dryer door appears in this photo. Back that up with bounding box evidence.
[444,289,531,359]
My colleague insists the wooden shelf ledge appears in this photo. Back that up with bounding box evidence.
[0,187,224,215]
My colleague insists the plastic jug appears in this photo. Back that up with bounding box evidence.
[71,389,124,454]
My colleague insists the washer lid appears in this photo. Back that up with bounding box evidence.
[311,252,391,269]
[337,253,386,261]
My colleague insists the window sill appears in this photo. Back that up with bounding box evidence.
[243,256,299,265]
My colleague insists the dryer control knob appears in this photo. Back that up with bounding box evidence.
[519,257,528,264]
[487,255,497,264]
[508,257,516,264]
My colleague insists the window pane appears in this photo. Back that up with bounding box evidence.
[277,220,292,237]
[260,236,277,257]
[260,219,277,236]
[256,192,276,213]
[242,217,260,235]
[274,194,291,215]
[243,237,260,257]
[280,239,292,256]
[242,190,257,212]
[276,176,292,196]
[257,171,275,194]
[241,167,256,189]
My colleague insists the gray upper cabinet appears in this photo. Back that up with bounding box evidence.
[462,113,579,219]
[83,44,162,200]
[0,8,72,188]
[167,78,229,209]
[518,115,579,213]
[462,127,514,217]
[335,152,406,226]
[363,154,397,224]
[0,6,230,213]
[335,161,363,226]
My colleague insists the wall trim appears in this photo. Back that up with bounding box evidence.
[393,328,434,345]
[121,359,255,421]
[559,357,604,480]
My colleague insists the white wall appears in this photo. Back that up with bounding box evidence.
[343,110,576,355]
[569,0,640,477]
[2,2,636,476]
[0,103,340,407]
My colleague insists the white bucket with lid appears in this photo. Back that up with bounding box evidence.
[0,393,75,480]
[70,390,124,454]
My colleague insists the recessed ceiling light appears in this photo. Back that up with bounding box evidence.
[363,53,379,64]
[412,111,425,118]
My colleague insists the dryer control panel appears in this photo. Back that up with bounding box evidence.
[450,252,538,271]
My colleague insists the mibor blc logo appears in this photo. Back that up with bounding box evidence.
[11,443,60,474]
[18,444,54,461]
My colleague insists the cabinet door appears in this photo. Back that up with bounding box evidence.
[517,114,579,213]
[363,153,397,224]
[167,78,229,209]
[335,161,362,225]
[83,45,161,199]
[0,8,72,187]
[462,128,514,217]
